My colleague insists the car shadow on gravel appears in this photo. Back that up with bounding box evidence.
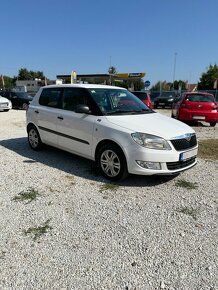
[0,137,178,187]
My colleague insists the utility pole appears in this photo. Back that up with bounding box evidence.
[172,52,177,90]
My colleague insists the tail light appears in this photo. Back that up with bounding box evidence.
[213,103,217,110]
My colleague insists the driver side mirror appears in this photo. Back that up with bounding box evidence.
[75,104,90,114]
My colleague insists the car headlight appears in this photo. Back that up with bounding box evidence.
[131,132,172,150]
[168,98,174,102]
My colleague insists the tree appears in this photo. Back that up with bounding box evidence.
[116,79,144,90]
[17,68,46,80]
[0,75,16,89]
[173,80,187,90]
[151,81,172,91]
[151,80,187,91]
[108,66,117,74]
[198,64,218,90]
[17,68,32,80]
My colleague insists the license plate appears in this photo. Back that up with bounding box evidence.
[192,116,205,120]
[159,103,165,105]
[179,148,197,161]
[0,104,5,107]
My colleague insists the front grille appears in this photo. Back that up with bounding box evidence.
[167,157,196,170]
[170,134,197,151]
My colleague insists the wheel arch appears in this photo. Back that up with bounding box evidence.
[27,122,38,132]
[94,139,126,162]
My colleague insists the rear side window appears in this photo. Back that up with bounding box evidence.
[186,94,214,102]
[39,88,62,108]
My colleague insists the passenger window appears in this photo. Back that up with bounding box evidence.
[63,88,89,111]
[39,88,62,108]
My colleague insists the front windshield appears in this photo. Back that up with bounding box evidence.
[88,88,152,115]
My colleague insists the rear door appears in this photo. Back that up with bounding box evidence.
[35,87,63,145]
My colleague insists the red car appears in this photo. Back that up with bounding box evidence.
[172,92,218,127]
[131,91,153,109]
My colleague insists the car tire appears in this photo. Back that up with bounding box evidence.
[22,103,28,110]
[3,109,9,112]
[210,122,216,127]
[28,126,43,151]
[97,143,129,181]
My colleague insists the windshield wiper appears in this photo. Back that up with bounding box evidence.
[106,110,131,115]
[106,108,150,115]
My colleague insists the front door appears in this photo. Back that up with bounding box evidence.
[57,87,96,159]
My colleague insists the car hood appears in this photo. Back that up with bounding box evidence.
[105,112,195,139]
[0,96,10,103]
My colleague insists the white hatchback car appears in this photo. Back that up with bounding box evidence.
[0,95,12,111]
[26,84,198,180]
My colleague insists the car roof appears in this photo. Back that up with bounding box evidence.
[42,84,126,90]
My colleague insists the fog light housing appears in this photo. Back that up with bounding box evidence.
[136,160,161,170]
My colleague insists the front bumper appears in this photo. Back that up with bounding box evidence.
[0,102,12,110]
[125,143,198,176]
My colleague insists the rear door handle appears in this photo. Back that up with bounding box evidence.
[35,110,39,114]
[57,116,64,120]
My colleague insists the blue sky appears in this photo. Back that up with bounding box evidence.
[1,0,218,86]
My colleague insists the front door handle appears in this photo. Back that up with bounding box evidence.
[57,116,64,120]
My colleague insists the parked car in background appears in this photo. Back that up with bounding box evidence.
[27,84,198,181]
[154,92,177,108]
[149,91,160,107]
[2,91,33,110]
[131,91,153,108]
[0,95,12,111]
[172,92,218,127]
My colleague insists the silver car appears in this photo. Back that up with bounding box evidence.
[0,95,12,111]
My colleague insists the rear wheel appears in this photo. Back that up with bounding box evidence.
[97,143,129,181]
[210,122,216,127]
[28,126,43,150]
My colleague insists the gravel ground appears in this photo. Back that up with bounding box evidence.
[0,110,217,290]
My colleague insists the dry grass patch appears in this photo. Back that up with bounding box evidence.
[13,188,40,204]
[198,139,218,160]
[23,219,52,241]
[176,207,199,221]
[99,183,120,193]
[175,179,198,190]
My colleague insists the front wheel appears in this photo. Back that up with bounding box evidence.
[97,143,129,181]
[22,103,28,110]
[28,126,43,150]
[210,122,216,127]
